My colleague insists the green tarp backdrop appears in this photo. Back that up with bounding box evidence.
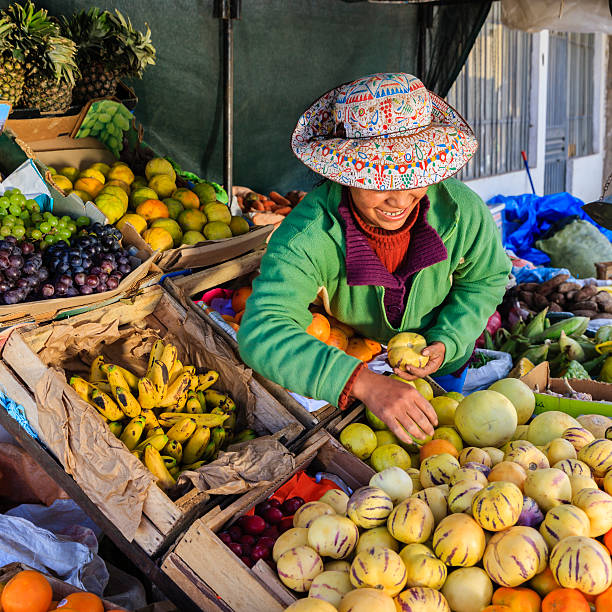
[5,0,490,193]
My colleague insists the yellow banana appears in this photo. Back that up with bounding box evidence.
[136,432,168,452]
[166,417,197,444]
[182,365,196,376]
[132,450,143,460]
[147,359,169,403]
[169,465,180,479]
[113,386,142,418]
[159,372,191,408]
[163,402,183,413]
[137,378,157,410]
[116,366,139,392]
[141,409,160,431]
[163,439,183,463]
[70,376,94,402]
[90,389,125,421]
[160,344,178,375]
[108,421,123,437]
[89,356,106,383]
[158,412,228,429]
[161,455,177,469]
[182,426,211,465]
[147,339,165,373]
[93,381,112,394]
[144,444,176,490]
[201,438,217,461]
[169,359,183,383]
[196,370,219,392]
[120,415,147,450]
[205,389,236,412]
[146,426,165,439]
[181,460,206,471]
[212,425,227,450]
[188,374,199,392]
[185,393,203,414]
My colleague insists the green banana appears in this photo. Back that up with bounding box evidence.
[182,426,211,465]
[136,432,168,452]
[162,455,177,469]
[120,415,147,450]
[181,460,206,471]
[200,439,217,461]
[211,425,227,450]
[169,465,180,479]
[144,444,176,490]
[108,421,123,437]
[163,439,183,463]
[90,388,125,421]
[232,429,257,444]
[524,307,549,339]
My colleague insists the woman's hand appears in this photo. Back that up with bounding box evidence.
[393,341,446,381]
[351,368,438,445]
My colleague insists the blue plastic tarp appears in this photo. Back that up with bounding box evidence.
[489,192,612,265]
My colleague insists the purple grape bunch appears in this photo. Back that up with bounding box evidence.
[0,222,135,305]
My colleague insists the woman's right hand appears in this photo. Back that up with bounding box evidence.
[350,368,438,445]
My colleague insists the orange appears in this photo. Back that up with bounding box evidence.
[481,607,511,612]
[48,601,58,611]
[530,567,558,598]
[542,588,589,612]
[346,337,373,362]
[228,322,240,331]
[306,312,331,343]
[56,592,103,612]
[327,327,349,351]
[363,338,382,356]
[172,188,200,210]
[492,587,541,612]
[1,570,52,612]
[135,199,169,222]
[234,310,245,324]
[231,286,253,314]
[596,586,612,612]
[604,527,612,555]
[107,164,135,186]
[419,438,459,461]
[74,177,104,198]
[142,227,173,252]
[328,316,355,338]
[221,314,236,323]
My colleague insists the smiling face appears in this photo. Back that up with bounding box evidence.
[349,186,428,230]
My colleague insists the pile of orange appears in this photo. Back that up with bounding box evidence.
[0,569,126,612]
[306,311,381,362]
[216,285,253,332]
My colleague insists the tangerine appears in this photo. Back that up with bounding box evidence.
[328,316,355,338]
[542,588,589,612]
[1,570,52,612]
[327,327,349,351]
[136,199,170,222]
[56,592,103,612]
[363,338,382,356]
[346,337,373,362]
[419,438,459,461]
[306,312,331,342]
[234,310,245,324]
[231,286,253,313]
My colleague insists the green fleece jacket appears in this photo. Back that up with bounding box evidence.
[237,179,511,407]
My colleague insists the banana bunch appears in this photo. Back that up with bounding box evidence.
[69,339,257,491]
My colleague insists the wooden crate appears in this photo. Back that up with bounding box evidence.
[164,249,339,429]
[161,431,374,611]
[0,285,304,558]
[0,562,128,611]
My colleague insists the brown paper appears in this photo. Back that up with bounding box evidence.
[34,369,154,541]
[178,437,294,495]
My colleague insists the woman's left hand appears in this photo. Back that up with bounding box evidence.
[393,341,446,380]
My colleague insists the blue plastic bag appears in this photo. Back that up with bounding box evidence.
[489,192,612,265]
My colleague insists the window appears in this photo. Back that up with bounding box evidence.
[445,3,533,180]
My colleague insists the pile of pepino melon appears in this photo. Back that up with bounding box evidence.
[315,376,612,612]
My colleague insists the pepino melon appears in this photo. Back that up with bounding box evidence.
[546,438,577,465]
[349,546,407,596]
[577,438,612,477]
[539,504,591,549]
[455,391,517,448]
[403,554,447,589]
[504,442,549,472]
[523,468,572,512]
[294,502,336,529]
[395,587,450,612]
[355,526,399,554]
[442,567,493,612]
[447,480,484,514]
[308,571,352,607]
[387,497,434,544]
[285,598,337,612]
[472,482,523,531]
[572,487,612,536]
[450,467,488,487]
[419,453,460,488]
[273,527,309,562]
[276,546,324,591]
[318,489,349,515]
[432,513,485,566]
[483,526,548,587]
[527,412,580,446]
[458,447,493,467]
[337,588,396,612]
[369,466,413,503]
[413,486,448,524]
[553,458,591,477]
[308,514,358,559]
[346,487,393,529]
[549,536,612,595]
[561,426,595,451]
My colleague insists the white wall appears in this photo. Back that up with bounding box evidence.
[463,30,607,205]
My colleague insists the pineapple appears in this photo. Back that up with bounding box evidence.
[0,18,25,106]
[3,1,79,113]
[62,8,155,106]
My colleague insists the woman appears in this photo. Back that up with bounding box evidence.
[237,73,511,444]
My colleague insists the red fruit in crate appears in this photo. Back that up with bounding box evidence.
[228,542,243,556]
[258,537,276,550]
[268,498,282,509]
[218,532,232,545]
[278,517,293,533]
[262,507,284,525]
[239,515,266,535]
[281,497,305,515]
[240,555,254,568]
[251,544,271,561]
[255,501,272,516]
[240,534,256,547]
[228,525,242,541]
[241,543,253,557]
[262,525,279,539]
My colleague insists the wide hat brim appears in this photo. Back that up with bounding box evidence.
[291,86,478,191]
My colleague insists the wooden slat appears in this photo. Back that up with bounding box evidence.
[141,484,184,536]
[251,561,296,607]
[2,332,49,396]
[173,520,284,612]
[161,553,231,612]
[133,515,165,557]
[0,360,41,437]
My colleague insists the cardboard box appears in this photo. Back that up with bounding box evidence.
[0,562,128,611]
[164,249,334,429]
[1,285,304,557]
[161,431,373,612]
[521,361,612,418]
